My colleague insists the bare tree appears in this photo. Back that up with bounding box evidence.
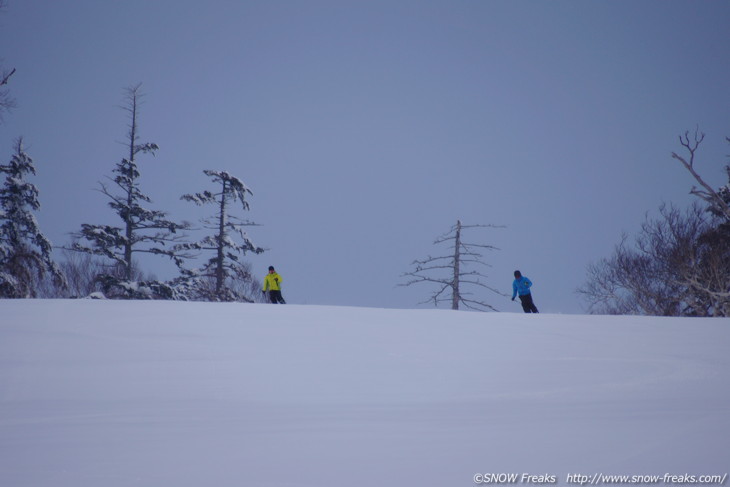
[401,220,505,311]
[581,131,730,317]
[578,204,730,317]
[52,250,107,298]
[671,128,730,222]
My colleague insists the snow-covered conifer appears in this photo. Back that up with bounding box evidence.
[0,138,65,297]
[67,84,190,299]
[174,170,263,301]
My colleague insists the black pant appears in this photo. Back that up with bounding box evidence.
[268,290,286,304]
[518,294,538,313]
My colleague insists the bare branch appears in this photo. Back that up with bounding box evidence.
[671,128,730,222]
[578,203,730,316]
[400,220,504,311]
[0,67,15,86]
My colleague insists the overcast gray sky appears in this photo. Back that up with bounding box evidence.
[2,0,729,313]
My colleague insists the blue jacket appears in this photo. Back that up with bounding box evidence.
[512,276,533,298]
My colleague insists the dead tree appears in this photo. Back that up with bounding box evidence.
[400,220,505,311]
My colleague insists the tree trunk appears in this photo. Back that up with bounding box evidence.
[215,180,227,297]
[123,90,138,281]
[452,220,461,310]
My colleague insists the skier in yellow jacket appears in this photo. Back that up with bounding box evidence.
[263,266,286,304]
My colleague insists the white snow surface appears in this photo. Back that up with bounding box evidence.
[1,300,728,487]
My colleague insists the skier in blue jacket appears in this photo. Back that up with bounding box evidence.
[512,270,539,313]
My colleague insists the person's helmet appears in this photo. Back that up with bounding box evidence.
[268,266,275,271]
[514,270,522,278]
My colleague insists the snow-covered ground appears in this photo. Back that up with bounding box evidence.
[1,300,728,487]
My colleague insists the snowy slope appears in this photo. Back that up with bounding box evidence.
[1,300,728,487]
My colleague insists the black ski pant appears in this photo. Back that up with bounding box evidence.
[268,290,286,304]
[518,293,538,313]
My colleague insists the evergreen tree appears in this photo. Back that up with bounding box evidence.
[0,138,65,297]
[175,170,263,302]
[68,84,189,299]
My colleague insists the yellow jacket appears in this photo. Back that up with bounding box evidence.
[263,272,282,291]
